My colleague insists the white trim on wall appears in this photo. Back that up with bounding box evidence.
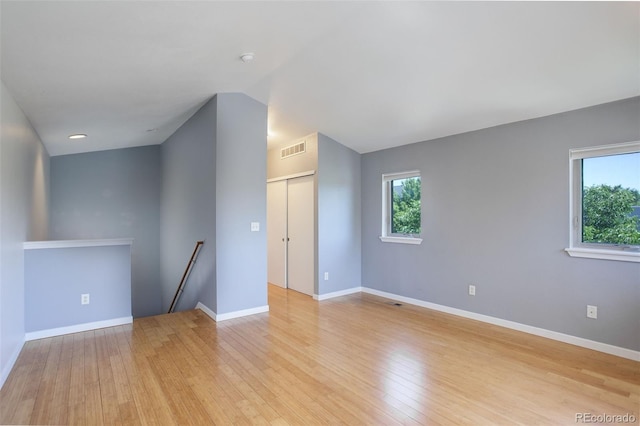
[379,236,423,245]
[195,302,216,320]
[564,247,640,263]
[361,287,640,362]
[196,302,269,322]
[314,287,363,301]
[25,316,133,341]
[266,170,315,183]
[23,238,134,250]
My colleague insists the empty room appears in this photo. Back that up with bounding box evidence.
[1,1,638,424]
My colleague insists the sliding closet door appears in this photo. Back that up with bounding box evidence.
[267,181,287,288]
[286,175,315,296]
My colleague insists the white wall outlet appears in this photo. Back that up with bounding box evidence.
[81,293,90,305]
[468,285,476,296]
[251,222,260,232]
[587,305,598,319]
[324,272,329,281]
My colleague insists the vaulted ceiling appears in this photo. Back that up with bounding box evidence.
[1,1,638,156]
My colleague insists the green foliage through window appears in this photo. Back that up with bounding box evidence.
[582,184,640,245]
[391,177,421,235]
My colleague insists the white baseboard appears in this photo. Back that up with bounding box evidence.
[25,316,133,341]
[196,302,269,322]
[217,305,269,321]
[195,302,216,321]
[314,286,363,301]
[0,338,25,390]
[362,287,640,362]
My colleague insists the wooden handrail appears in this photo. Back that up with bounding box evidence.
[168,240,204,313]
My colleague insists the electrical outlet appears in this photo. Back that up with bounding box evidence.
[81,293,90,305]
[587,305,597,319]
[468,285,476,296]
[324,272,329,281]
[250,222,260,232]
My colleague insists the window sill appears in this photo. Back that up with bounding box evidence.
[565,247,640,263]
[379,236,423,245]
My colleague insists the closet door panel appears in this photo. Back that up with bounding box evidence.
[287,175,315,296]
[267,181,287,288]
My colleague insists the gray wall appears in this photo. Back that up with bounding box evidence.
[215,93,268,314]
[50,146,162,318]
[0,81,50,386]
[25,244,131,332]
[160,98,217,313]
[317,133,362,295]
[362,97,640,351]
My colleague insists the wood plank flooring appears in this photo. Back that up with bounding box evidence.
[1,284,638,425]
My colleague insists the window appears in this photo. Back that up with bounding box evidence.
[566,141,640,262]
[380,171,422,244]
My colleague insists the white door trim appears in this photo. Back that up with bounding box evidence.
[267,170,315,183]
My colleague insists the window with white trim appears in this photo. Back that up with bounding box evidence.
[566,141,640,263]
[380,171,422,245]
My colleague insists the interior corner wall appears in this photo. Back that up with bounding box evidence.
[317,133,362,295]
[215,93,268,314]
[0,81,50,388]
[361,96,640,352]
[160,98,217,314]
[49,146,162,318]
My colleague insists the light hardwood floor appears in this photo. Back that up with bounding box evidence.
[1,284,638,425]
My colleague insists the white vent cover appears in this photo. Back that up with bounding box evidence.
[281,140,306,159]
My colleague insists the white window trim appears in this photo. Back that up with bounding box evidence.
[566,141,640,263]
[380,170,423,245]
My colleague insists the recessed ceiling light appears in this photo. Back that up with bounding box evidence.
[240,53,255,63]
[68,134,87,140]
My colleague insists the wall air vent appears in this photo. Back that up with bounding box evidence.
[281,140,306,159]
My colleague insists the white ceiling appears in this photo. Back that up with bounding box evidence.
[1,1,638,156]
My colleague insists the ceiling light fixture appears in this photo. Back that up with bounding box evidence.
[68,134,87,140]
[240,52,255,63]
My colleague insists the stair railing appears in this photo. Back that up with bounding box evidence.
[168,240,204,313]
